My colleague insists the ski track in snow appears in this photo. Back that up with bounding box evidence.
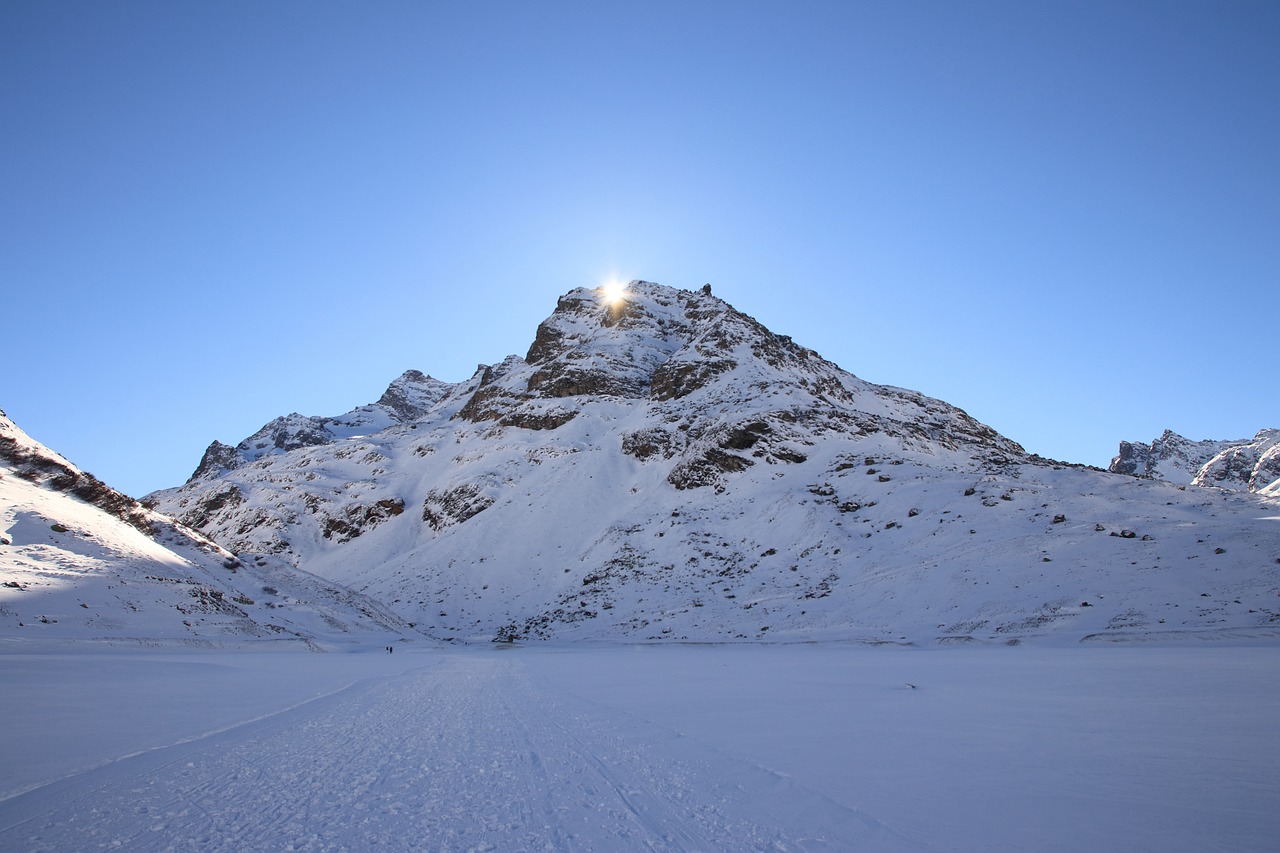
[0,654,911,852]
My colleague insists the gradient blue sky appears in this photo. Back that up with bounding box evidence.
[4,1,1277,498]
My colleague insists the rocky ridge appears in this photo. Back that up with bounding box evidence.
[1110,429,1280,494]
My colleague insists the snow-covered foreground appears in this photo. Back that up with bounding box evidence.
[1,644,1277,852]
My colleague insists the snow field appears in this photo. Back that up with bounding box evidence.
[2,643,1278,852]
[0,651,425,801]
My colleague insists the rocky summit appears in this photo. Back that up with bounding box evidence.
[122,281,1278,646]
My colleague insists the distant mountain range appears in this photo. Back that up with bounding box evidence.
[1110,429,1280,495]
[6,281,1279,646]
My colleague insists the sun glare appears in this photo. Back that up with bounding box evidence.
[600,280,628,306]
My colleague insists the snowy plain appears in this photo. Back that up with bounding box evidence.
[2,642,1277,852]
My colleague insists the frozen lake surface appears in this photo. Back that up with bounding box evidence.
[2,643,1277,851]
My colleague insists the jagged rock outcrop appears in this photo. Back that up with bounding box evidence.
[191,440,242,479]
[1109,430,1238,484]
[1110,428,1280,493]
[375,370,452,422]
[1192,430,1280,493]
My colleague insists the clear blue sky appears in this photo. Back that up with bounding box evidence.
[4,1,1277,498]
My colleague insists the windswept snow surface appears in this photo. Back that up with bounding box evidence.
[2,645,1278,852]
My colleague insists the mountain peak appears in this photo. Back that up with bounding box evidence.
[521,281,731,400]
[375,369,452,422]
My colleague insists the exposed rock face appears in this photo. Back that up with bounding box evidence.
[1192,430,1280,493]
[1110,428,1279,493]
[375,370,452,422]
[0,408,152,533]
[191,441,242,479]
[421,484,494,532]
[322,498,406,543]
[1109,430,1238,484]
[522,287,684,399]
[1108,441,1148,477]
[455,357,531,424]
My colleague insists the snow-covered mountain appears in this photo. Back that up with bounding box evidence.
[1110,428,1280,494]
[0,409,417,650]
[141,281,1280,646]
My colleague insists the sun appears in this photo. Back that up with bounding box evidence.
[599,279,628,306]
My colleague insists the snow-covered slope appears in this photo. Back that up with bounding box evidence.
[0,410,418,650]
[1111,428,1280,493]
[142,282,1280,645]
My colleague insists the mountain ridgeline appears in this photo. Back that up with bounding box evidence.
[131,281,1280,646]
[1110,429,1280,495]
